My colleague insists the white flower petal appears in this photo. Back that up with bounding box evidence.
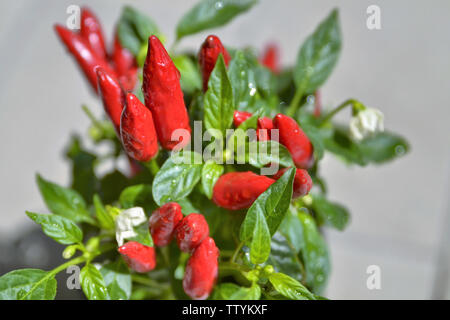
[349,107,384,141]
[115,207,147,246]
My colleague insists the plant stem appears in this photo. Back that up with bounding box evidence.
[320,98,359,125]
[230,242,244,263]
[286,87,304,117]
[132,275,169,289]
[145,158,160,176]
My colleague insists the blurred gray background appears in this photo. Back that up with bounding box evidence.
[0,0,449,299]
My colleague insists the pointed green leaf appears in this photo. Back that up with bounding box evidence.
[269,272,315,300]
[26,212,83,245]
[100,260,132,300]
[0,269,56,300]
[80,264,109,300]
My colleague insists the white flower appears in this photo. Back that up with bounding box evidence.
[349,107,384,141]
[115,207,147,246]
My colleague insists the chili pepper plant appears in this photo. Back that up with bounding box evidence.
[0,0,409,300]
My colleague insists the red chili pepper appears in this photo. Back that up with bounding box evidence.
[175,213,209,253]
[149,202,183,247]
[54,24,116,92]
[112,32,138,92]
[232,110,274,141]
[212,172,275,210]
[233,111,253,127]
[273,168,312,198]
[120,93,159,162]
[142,35,191,150]
[183,237,219,300]
[118,241,156,273]
[260,43,280,74]
[273,114,313,169]
[80,7,107,60]
[199,35,231,92]
[257,117,274,141]
[96,67,125,132]
[112,32,136,77]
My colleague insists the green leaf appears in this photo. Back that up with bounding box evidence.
[100,260,132,300]
[119,184,156,213]
[176,0,258,39]
[80,264,109,300]
[247,140,295,169]
[240,168,295,264]
[228,51,260,111]
[100,170,129,204]
[128,223,153,247]
[36,174,94,224]
[249,209,271,264]
[294,9,341,94]
[201,160,224,199]
[267,232,304,281]
[322,127,366,165]
[0,269,57,300]
[241,168,295,241]
[288,210,330,294]
[269,272,316,300]
[358,131,410,164]
[117,6,159,56]
[26,212,83,245]
[204,55,235,136]
[152,152,203,205]
[172,55,202,94]
[214,282,261,300]
[310,194,350,231]
[93,194,115,230]
[301,123,325,160]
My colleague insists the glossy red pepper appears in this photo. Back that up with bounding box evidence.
[96,67,125,132]
[80,7,107,60]
[273,168,312,198]
[112,32,138,92]
[175,213,209,253]
[212,172,275,210]
[232,110,274,140]
[183,237,219,300]
[233,111,252,127]
[149,202,183,247]
[257,117,274,141]
[273,114,313,169]
[118,241,156,273]
[260,43,280,74]
[199,35,231,92]
[120,93,159,162]
[54,24,116,92]
[142,35,191,150]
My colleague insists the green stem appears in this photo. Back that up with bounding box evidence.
[82,105,102,127]
[320,98,360,125]
[230,242,244,263]
[144,158,160,176]
[132,275,169,289]
[286,87,304,117]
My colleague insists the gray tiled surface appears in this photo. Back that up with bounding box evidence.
[0,0,448,299]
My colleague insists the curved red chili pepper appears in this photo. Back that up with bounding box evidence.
[175,213,210,253]
[120,93,159,162]
[273,114,314,169]
[233,110,253,127]
[149,202,184,247]
[118,241,156,273]
[183,237,219,300]
[54,24,116,92]
[112,32,136,77]
[260,43,280,74]
[273,168,312,198]
[199,35,231,92]
[232,110,274,141]
[112,32,138,92]
[142,35,191,150]
[96,67,125,132]
[80,7,107,60]
[212,172,275,210]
